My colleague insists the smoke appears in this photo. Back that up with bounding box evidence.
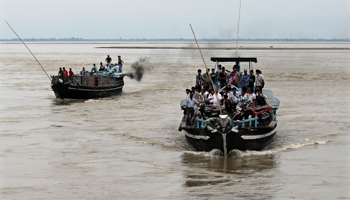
[126,57,150,81]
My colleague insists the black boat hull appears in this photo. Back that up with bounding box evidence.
[51,82,123,99]
[182,121,277,152]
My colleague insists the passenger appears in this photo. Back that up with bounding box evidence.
[217,64,222,74]
[222,94,234,116]
[218,67,227,88]
[202,87,209,100]
[233,67,241,88]
[228,71,237,86]
[255,89,267,106]
[99,62,106,71]
[185,92,200,126]
[91,64,98,73]
[62,67,68,82]
[210,68,218,86]
[58,68,63,78]
[202,68,211,90]
[192,87,201,100]
[69,68,74,82]
[230,87,241,105]
[80,67,87,75]
[255,69,264,93]
[105,55,112,65]
[117,55,124,72]
[107,65,114,77]
[113,63,119,72]
[240,69,249,91]
[208,88,222,107]
[248,69,255,92]
[200,88,208,101]
[244,87,256,103]
[195,69,204,92]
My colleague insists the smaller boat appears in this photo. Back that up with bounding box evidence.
[178,57,280,155]
[51,67,125,99]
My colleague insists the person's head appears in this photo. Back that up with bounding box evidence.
[250,70,254,75]
[256,89,262,96]
[233,65,238,72]
[218,65,222,69]
[100,62,103,65]
[202,87,207,92]
[225,87,230,94]
[59,67,62,70]
[69,68,72,71]
[63,67,65,70]
[206,68,210,74]
[244,69,247,74]
[118,55,121,58]
[211,68,215,73]
[198,69,202,75]
[191,87,196,92]
[107,55,110,57]
[223,94,228,100]
[83,67,85,70]
[246,87,252,94]
[186,89,191,94]
[210,89,215,94]
[93,64,96,66]
[222,67,225,72]
[256,69,260,75]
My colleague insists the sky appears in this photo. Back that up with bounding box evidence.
[0,0,349,39]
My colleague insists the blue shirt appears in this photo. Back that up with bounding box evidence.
[186,98,199,108]
[241,73,249,87]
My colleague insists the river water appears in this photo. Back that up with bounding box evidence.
[0,42,349,199]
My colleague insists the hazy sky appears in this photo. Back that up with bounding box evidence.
[1,0,349,39]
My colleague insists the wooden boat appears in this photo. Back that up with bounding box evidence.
[51,71,125,99]
[178,57,280,155]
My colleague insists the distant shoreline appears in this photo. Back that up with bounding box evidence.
[95,46,350,50]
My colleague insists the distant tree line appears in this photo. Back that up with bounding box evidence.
[1,37,349,42]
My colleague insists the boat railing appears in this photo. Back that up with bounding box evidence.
[232,116,258,129]
[52,74,120,87]
[196,116,259,132]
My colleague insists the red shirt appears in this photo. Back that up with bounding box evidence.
[69,71,74,77]
[62,70,68,77]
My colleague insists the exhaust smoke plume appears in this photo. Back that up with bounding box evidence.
[126,57,150,81]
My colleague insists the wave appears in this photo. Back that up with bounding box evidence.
[183,139,330,157]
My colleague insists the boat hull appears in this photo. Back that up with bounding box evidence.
[182,121,277,152]
[51,83,123,99]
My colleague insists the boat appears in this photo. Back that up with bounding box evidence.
[51,68,125,99]
[178,57,280,155]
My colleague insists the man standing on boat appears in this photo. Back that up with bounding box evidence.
[185,92,199,126]
[62,67,68,82]
[117,55,124,73]
[195,69,204,92]
[255,69,264,93]
[240,69,249,91]
[105,55,112,66]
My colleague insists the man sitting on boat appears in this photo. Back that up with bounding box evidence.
[91,64,98,73]
[99,62,106,71]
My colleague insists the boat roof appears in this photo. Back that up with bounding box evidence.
[211,57,257,63]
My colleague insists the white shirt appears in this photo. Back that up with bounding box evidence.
[208,93,222,107]
[244,93,256,103]
[255,74,264,86]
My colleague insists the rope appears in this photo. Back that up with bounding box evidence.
[189,24,222,114]
[235,0,242,58]
[6,21,51,81]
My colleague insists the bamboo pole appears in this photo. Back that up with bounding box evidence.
[6,21,51,81]
[189,24,222,114]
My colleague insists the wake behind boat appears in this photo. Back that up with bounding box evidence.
[178,57,280,155]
